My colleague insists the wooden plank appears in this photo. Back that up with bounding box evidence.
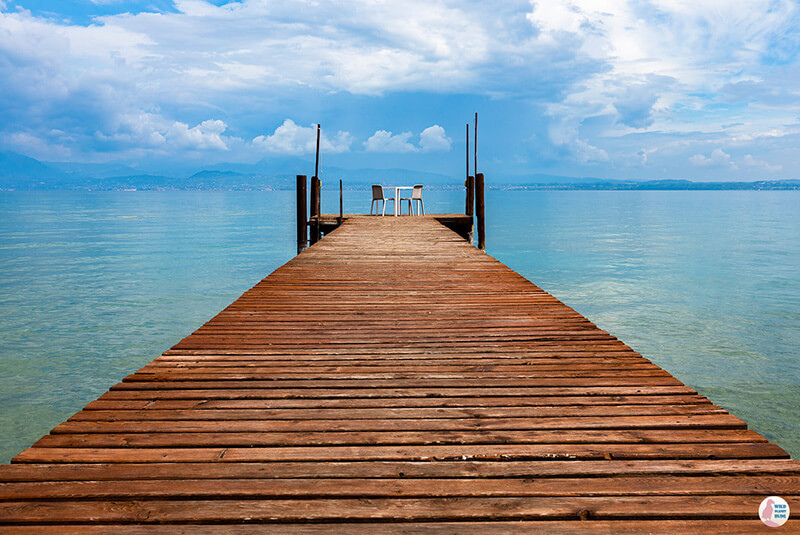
[32,429,766,448]
[96,385,700,399]
[3,475,800,500]
[4,459,800,482]
[12,442,788,464]
[66,404,725,421]
[83,394,713,410]
[48,414,748,434]
[2,496,798,523]
[110,377,687,389]
[0,521,792,534]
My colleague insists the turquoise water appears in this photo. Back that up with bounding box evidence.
[0,189,798,462]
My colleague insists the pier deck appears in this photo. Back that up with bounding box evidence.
[1,216,798,532]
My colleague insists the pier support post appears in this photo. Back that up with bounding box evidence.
[466,175,474,217]
[339,179,343,225]
[296,175,307,254]
[310,175,321,245]
[476,172,485,250]
[465,175,475,244]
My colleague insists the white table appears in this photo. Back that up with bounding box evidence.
[385,186,413,216]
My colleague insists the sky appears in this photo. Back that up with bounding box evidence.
[2,0,800,181]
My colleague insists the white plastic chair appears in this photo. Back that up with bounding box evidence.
[370,185,394,216]
[400,184,424,215]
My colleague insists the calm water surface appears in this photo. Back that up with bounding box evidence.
[0,189,798,462]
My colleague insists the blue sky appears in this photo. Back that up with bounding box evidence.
[2,0,800,180]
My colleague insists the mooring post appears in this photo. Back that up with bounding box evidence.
[310,175,321,245]
[476,172,485,250]
[339,179,343,225]
[296,175,308,254]
[466,175,475,217]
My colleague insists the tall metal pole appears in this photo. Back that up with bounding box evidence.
[466,123,471,216]
[314,124,321,180]
[466,123,470,181]
[472,112,478,177]
[473,112,478,177]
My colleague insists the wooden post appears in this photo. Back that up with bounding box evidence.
[296,175,307,254]
[475,172,485,250]
[310,175,321,245]
[339,179,343,224]
[466,175,474,217]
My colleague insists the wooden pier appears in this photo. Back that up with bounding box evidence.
[1,215,798,532]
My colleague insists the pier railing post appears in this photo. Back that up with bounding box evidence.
[310,176,321,245]
[476,172,485,250]
[466,175,474,217]
[339,179,343,225]
[296,175,307,254]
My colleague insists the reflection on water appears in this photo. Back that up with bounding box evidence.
[0,189,798,462]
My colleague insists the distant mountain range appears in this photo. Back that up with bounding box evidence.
[0,151,456,190]
[1,150,799,190]
[494,177,800,190]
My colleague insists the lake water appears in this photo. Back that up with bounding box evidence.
[1,189,798,462]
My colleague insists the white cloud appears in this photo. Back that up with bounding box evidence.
[547,117,609,163]
[94,113,233,152]
[253,119,353,155]
[364,126,452,153]
[168,119,229,151]
[2,130,72,160]
[87,0,125,6]
[528,0,800,164]
[742,154,782,172]
[419,125,452,152]
[364,130,418,153]
[689,149,737,169]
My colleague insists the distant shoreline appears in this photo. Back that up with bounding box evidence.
[2,180,800,192]
[490,180,800,191]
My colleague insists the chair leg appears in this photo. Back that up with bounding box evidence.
[370,199,374,215]
[382,200,386,216]
[419,199,424,215]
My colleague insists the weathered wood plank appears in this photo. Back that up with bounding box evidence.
[66,404,726,421]
[4,459,800,482]
[83,394,713,410]
[3,475,799,500]
[1,496,797,523]
[32,429,766,448]
[48,414,749,434]
[0,521,792,534]
[12,442,788,464]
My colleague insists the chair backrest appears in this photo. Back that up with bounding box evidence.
[412,184,423,200]
[371,185,384,200]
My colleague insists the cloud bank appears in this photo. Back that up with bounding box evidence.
[364,125,451,153]
[1,0,798,178]
[253,120,353,155]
